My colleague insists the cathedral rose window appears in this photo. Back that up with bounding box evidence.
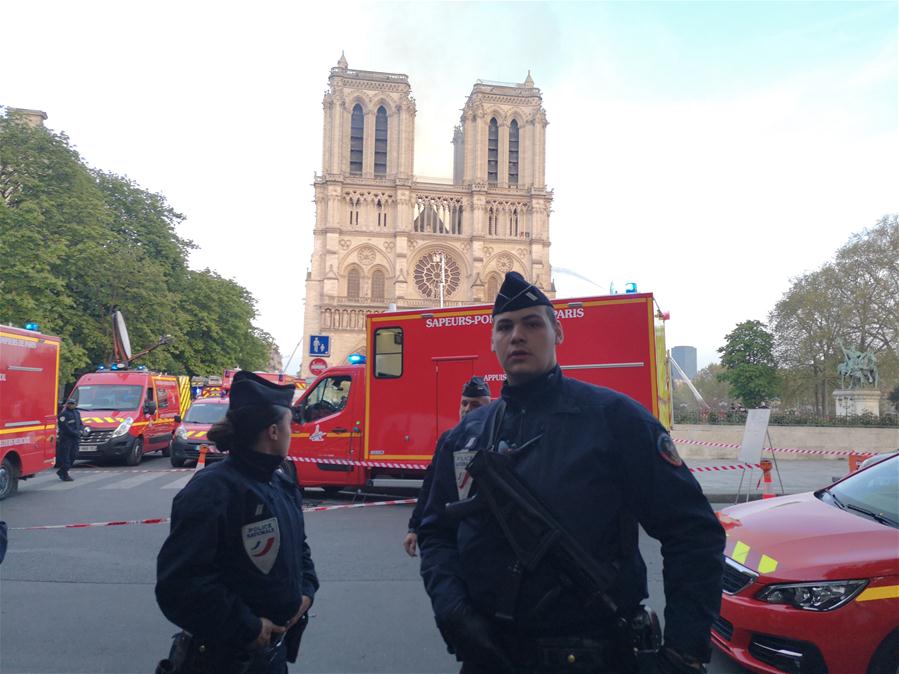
[414,250,461,298]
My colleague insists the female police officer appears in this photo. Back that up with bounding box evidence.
[156,370,318,674]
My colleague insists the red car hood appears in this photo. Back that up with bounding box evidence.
[720,492,899,581]
[182,422,211,438]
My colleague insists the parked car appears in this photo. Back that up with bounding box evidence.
[170,397,229,467]
[713,453,899,674]
[860,449,899,470]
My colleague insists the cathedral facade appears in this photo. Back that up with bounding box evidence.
[301,55,553,375]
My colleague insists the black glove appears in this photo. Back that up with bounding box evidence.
[650,647,707,674]
[438,603,515,673]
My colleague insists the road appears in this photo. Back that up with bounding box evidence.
[0,455,750,674]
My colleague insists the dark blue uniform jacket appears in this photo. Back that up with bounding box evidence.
[418,367,725,660]
[57,407,83,445]
[156,451,319,646]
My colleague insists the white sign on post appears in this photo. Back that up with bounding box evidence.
[738,409,771,463]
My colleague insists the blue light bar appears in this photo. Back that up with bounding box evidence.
[24,322,39,331]
[347,353,366,365]
[624,282,638,294]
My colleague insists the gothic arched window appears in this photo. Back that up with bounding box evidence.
[350,104,364,176]
[487,118,498,185]
[486,275,499,301]
[508,120,519,186]
[371,269,385,301]
[347,267,361,299]
[374,106,388,176]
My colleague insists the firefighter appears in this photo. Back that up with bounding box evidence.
[418,272,725,674]
[56,399,83,481]
[403,376,492,557]
[156,371,318,674]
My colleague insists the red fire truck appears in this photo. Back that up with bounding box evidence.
[289,293,672,490]
[0,325,61,499]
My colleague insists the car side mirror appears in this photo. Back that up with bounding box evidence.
[292,405,305,425]
[144,401,157,415]
[174,414,182,423]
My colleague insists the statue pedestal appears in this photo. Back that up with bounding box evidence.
[833,389,881,417]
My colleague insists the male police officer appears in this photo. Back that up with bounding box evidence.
[56,399,83,481]
[404,377,492,557]
[418,272,725,674]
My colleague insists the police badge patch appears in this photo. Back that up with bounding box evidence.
[657,434,683,467]
[241,517,280,574]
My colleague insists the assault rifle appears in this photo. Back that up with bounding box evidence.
[445,448,660,672]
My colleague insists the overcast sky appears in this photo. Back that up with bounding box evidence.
[4,0,897,372]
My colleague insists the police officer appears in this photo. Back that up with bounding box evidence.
[56,399,83,481]
[404,377,492,557]
[156,371,318,674]
[418,272,725,674]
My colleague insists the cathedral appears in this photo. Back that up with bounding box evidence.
[301,54,554,375]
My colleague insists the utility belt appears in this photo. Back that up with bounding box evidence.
[490,606,660,674]
[155,614,307,674]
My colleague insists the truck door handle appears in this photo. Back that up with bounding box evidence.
[331,427,348,433]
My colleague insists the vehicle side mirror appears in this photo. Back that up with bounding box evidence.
[174,414,182,423]
[292,404,304,425]
[144,401,157,415]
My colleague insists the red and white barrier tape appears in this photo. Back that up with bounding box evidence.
[689,463,761,473]
[9,499,417,531]
[287,455,423,470]
[672,437,873,458]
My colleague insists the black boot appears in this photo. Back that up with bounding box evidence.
[59,471,73,482]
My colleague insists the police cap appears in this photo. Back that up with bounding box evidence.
[461,376,490,398]
[492,271,553,317]
[229,371,294,412]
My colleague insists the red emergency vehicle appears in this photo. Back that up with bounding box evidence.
[289,293,672,490]
[68,368,183,465]
[223,369,304,399]
[170,396,229,467]
[0,325,61,499]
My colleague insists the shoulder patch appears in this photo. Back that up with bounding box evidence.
[657,434,683,467]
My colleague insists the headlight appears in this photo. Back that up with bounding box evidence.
[757,580,868,611]
[175,426,187,440]
[111,417,134,438]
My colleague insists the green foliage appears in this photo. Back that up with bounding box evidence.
[888,384,899,412]
[0,109,272,386]
[673,408,897,428]
[770,215,899,414]
[717,320,780,408]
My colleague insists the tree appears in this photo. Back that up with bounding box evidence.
[889,384,899,413]
[770,215,899,414]
[717,320,779,408]
[0,108,273,386]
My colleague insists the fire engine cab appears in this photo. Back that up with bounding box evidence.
[68,368,182,465]
[289,293,671,490]
[0,325,61,499]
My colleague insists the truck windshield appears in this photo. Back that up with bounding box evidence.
[184,403,228,424]
[70,385,142,411]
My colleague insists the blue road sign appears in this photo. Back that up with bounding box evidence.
[309,335,331,357]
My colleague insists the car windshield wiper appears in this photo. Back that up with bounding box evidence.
[823,489,846,509]
[845,503,899,527]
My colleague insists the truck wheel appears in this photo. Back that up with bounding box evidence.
[170,454,186,468]
[125,438,143,467]
[0,458,18,500]
[161,438,171,458]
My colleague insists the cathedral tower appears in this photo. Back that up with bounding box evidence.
[301,56,553,375]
